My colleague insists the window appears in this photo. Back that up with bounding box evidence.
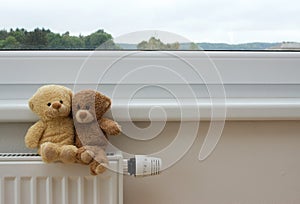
[1,1,300,203]
[0,0,299,50]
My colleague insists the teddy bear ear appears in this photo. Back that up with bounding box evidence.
[67,89,73,99]
[95,91,111,117]
[63,86,73,99]
[100,92,111,110]
[28,99,34,111]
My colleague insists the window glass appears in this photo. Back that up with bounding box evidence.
[0,0,299,50]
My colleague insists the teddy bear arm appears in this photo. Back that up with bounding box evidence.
[98,118,121,136]
[25,120,45,149]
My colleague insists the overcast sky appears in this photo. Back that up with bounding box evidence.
[1,0,300,43]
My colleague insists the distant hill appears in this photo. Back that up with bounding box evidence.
[117,42,281,50]
[117,43,138,49]
[197,42,280,50]
[267,42,300,50]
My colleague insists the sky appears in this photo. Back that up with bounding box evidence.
[1,0,300,43]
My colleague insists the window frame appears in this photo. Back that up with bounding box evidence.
[0,50,300,122]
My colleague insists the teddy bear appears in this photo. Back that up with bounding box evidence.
[72,90,121,175]
[24,85,78,163]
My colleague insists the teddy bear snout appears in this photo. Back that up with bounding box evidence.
[75,110,94,123]
[52,102,62,110]
[79,111,87,119]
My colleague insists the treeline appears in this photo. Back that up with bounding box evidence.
[0,28,119,49]
[0,28,284,50]
[137,37,181,50]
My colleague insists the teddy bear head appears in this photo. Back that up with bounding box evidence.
[29,85,73,121]
[72,90,111,124]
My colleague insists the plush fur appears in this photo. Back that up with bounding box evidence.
[25,85,77,163]
[73,90,121,175]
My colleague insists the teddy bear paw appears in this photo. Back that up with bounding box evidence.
[107,122,122,135]
[95,163,109,175]
[90,160,109,175]
[60,145,78,164]
[40,142,59,163]
[81,150,94,164]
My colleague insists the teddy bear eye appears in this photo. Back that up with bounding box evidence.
[86,105,90,110]
[77,104,80,109]
[47,103,51,107]
[60,100,63,104]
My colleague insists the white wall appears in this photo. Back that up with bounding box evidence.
[1,121,300,203]
[114,121,300,204]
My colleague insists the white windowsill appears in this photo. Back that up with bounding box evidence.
[1,98,300,122]
[1,51,300,122]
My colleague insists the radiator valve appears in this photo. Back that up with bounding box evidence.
[123,155,162,177]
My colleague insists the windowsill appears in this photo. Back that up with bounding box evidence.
[1,98,300,122]
[1,51,300,122]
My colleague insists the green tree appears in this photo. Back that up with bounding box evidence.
[0,30,8,41]
[47,32,63,49]
[24,28,48,49]
[2,36,20,49]
[0,40,4,48]
[0,27,119,50]
[189,42,200,50]
[62,35,85,49]
[97,39,121,50]
[137,40,148,49]
[10,28,26,47]
[137,37,180,50]
[84,29,113,49]
[166,41,180,50]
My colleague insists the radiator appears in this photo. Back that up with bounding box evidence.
[0,153,123,204]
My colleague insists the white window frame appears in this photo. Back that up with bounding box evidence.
[0,51,300,122]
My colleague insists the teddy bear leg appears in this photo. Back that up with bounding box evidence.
[76,146,94,164]
[40,142,60,163]
[89,148,109,175]
[59,145,78,164]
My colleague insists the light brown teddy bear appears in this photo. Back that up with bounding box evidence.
[72,90,121,175]
[25,85,78,163]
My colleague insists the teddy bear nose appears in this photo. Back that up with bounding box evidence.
[79,112,87,119]
[52,102,62,110]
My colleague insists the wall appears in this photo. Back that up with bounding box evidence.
[113,121,300,204]
[2,121,300,204]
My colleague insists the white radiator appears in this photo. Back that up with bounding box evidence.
[0,153,123,204]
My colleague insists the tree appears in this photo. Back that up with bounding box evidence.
[97,39,121,50]
[10,28,26,47]
[0,30,8,41]
[62,35,85,49]
[189,42,200,50]
[47,32,63,49]
[167,41,180,50]
[0,40,4,48]
[137,37,180,50]
[2,36,20,49]
[84,29,113,49]
[24,28,48,49]
[137,40,148,49]
[0,27,119,50]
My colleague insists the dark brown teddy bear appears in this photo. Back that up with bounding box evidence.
[72,90,121,175]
